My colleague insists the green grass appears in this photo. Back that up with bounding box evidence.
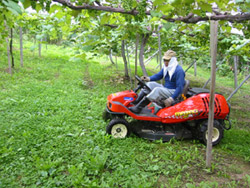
[0,41,250,187]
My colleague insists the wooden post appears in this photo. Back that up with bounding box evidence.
[157,25,162,84]
[109,49,115,65]
[4,21,12,75]
[125,43,133,88]
[115,56,118,69]
[180,57,183,66]
[145,50,159,65]
[247,62,249,75]
[10,28,14,68]
[234,56,238,89]
[202,67,219,89]
[157,25,162,71]
[121,40,129,79]
[206,20,218,168]
[39,39,42,57]
[227,74,250,101]
[185,61,196,73]
[6,32,12,75]
[20,27,23,67]
[135,34,139,88]
[194,60,197,76]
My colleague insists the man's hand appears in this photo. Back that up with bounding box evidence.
[164,97,174,107]
[141,76,150,82]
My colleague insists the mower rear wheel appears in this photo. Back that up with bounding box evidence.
[106,119,130,138]
[201,120,224,146]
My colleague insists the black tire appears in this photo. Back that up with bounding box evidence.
[106,119,130,138]
[201,120,224,146]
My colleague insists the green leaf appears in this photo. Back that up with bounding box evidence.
[149,17,160,23]
[22,0,31,9]
[3,0,22,14]
[221,26,232,33]
[199,2,212,12]
[6,7,20,15]
[35,3,42,12]
[157,4,173,13]
[153,0,165,6]
[49,4,62,14]
[150,10,163,18]
[100,14,110,25]
[55,11,64,19]
[235,0,244,2]
[163,22,173,31]
[36,34,43,40]
[193,9,201,15]
[185,0,195,5]
[109,17,116,25]
[70,10,81,17]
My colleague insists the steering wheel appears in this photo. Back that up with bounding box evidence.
[135,75,151,92]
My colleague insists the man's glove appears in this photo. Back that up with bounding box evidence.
[141,76,150,82]
[164,97,174,107]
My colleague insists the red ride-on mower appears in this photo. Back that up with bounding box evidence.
[103,75,231,145]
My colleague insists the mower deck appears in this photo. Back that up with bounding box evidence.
[136,130,176,142]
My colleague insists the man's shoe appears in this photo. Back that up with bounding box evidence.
[131,91,146,105]
[129,97,150,113]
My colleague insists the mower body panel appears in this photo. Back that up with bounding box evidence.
[107,90,137,106]
[107,91,229,123]
[157,93,230,123]
[107,90,162,121]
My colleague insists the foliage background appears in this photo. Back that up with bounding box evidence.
[0,40,250,187]
[0,0,250,187]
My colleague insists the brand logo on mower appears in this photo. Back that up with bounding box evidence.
[124,97,134,101]
[175,109,199,118]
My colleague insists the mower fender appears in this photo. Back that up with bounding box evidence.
[105,105,125,115]
[200,120,223,132]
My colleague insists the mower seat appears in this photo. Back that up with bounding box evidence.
[182,80,190,98]
[174,80,190,102]
[153,80,190,114]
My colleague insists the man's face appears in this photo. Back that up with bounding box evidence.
[164,59,170,67]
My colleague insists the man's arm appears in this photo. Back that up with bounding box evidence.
[171,70,185,99]
[149,69,164,81]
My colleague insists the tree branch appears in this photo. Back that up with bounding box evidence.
[103,24,118,28]
[53,0,250,23]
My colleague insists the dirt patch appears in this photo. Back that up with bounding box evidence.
[82,64,94,89]
[193,153,250,187]
[231,105,250,112]
[156,151,250,187]
[237,118,250,123]
[0,68,11,73]
[54,72,60,78]
[104,76,126,85]
[217,85,234,96]
[103,72,132,86]
[243,95,250,99]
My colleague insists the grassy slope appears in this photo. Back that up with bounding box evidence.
[0,42,250,187]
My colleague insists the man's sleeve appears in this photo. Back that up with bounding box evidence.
[171,70,185,99]
[150,69,164,81]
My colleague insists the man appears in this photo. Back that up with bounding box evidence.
[130,50,185,113]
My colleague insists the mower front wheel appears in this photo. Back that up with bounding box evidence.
[106,119,130,138]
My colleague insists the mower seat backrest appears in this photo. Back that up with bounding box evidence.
[182,80,190,97]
